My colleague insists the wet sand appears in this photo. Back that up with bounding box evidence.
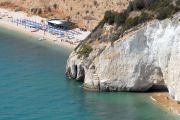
[150,92,180,116]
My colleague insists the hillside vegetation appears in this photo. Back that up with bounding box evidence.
[0,0,131,30]
[79,0,180,57]
[90,0,180,42]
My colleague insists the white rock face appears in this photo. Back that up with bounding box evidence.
[66,13,180,102]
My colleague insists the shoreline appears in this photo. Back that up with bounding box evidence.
[0,20,75,50]
[149,92,180,117]
[1,7,180,119]
[0,8,89,50]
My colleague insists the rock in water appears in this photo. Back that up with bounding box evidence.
[66,13,180,102]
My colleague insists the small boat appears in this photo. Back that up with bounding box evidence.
[53,39,58,41]
[68,36,75,39]
[38,37,46,41]
[31,29,39,32]
[57,35,62,38]
[8,16,12,18]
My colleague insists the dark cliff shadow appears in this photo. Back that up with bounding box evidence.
[147,84,168,93]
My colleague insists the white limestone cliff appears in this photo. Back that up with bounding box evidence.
[66,13,180,102]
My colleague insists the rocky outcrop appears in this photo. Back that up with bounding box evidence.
[66,13,180,102]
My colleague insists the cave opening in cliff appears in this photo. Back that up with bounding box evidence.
[147,84,168,93]
[78,66,85,82]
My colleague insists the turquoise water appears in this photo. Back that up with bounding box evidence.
[0,27,179,120]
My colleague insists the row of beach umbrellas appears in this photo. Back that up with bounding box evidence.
[10,18,84,43]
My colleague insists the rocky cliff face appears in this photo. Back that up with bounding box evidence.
[66,13,180,102]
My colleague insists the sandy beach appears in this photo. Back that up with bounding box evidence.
[0,8,90,50]
[149,92,180,116]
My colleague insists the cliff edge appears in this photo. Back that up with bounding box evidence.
[66,0,180,102]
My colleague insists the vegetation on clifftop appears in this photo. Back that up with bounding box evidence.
[104,0,180,25]
[78,44,93,58]
[78,0,180,57]
[90,0,180,42]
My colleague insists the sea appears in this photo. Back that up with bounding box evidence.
[0,26,179,120]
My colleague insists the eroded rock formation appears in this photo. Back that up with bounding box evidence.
[66,13,180,102]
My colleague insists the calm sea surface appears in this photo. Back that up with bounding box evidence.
[0,27,179,120]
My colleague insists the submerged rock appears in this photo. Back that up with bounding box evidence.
[66,13,180,102]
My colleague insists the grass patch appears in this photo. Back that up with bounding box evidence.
[78,44,93,58]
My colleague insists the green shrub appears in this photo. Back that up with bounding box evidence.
[176,0,180,6]
[78,44,93,57]
[133,0,145,10]
[15,7,21,12]
[114,12,127,27]
[31,8,38,14]
[37,8,42,15]
[128,0,156,11]
[124,12,152,31]
[173,0,180,12]
[127,2,134,12]
[109,33,119,42]
[53,3,58,9]
[157,6,175,20]
[144,0,156,8]
[125,17,139,29]
[149,0,172,11]
[139,12,153,22]
[48,7,52,12]
[104,11,116,25]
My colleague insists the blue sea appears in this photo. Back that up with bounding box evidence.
[0,26,179,120]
